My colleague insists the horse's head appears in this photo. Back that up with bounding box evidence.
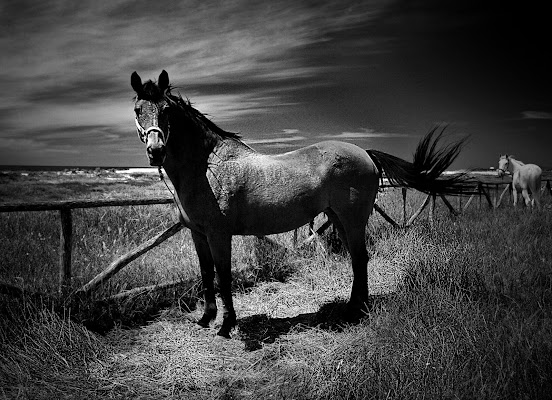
[131,70,172,166]
[497,154,510,177]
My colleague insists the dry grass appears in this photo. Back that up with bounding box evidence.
[0,304,106,399]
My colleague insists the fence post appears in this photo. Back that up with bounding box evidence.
[59,208,72,294]
[439,194,459,216]
[496,184,511,208]
[406,193,431,227]
[373,203,400,228]
[429,193,436,229]
[479,183,494,209]
[402,187,407,227]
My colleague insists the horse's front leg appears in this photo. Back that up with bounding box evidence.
[521,189,532,208]
[207,233,236,338]
[191,231,217,328]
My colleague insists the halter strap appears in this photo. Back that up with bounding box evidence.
[135,117,170,144]
[498,156,511,175]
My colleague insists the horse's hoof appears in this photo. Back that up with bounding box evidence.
[345,303,368,322]
[197,316,211,328]
[216,328,231,339]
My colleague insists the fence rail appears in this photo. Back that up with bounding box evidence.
[0,196,174,212]
[1,172,551,297]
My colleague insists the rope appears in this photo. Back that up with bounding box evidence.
[158,166,184,223]
[158,166,174,196]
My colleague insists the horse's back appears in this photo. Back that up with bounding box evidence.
[275,140,379,189]
[515,163,542,191]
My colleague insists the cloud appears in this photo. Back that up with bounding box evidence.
[1,0,387,110]
[244,135,306,145]
[0,137,80,154]
[260,142,300,150]
[521,111,552,120]
[190,94,281,122]
[319,128,409,139]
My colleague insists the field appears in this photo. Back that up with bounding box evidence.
[1,169,551,399]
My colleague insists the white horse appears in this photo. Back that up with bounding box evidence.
[498,155,542,209]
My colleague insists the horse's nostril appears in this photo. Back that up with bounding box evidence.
[147,145,166,164]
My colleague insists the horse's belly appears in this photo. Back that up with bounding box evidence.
[233,190,326,235]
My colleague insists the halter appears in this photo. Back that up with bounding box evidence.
[135,117,170,145]
[498,156,510,174]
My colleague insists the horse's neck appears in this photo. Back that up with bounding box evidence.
[163,129,253,184]
[508,158,524,172]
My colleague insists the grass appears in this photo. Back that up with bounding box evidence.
[1,173,552,399]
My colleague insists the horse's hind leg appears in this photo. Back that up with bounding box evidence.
[326,209,369,317]
[533,180,542,210]
[346,226,369,315]
[521,189,532,208]
[191,231,217,327]
[534,191,542,210]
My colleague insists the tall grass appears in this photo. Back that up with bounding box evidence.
[248,204,552,400]
[1,185,552,399]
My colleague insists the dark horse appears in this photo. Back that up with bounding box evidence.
[131,70,465,338]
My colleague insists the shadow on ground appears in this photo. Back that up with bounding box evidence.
[237,294,391,351]
[71,278,201,334]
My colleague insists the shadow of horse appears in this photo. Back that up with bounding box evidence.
[237,294,391,351]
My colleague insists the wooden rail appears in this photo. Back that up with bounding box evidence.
[76,222,184,296]
[0,197,174,212]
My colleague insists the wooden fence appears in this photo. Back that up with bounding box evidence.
[1,171,551,298]
[374,172,552,228]
[0,197,175,295]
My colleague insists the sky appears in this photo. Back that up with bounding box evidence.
[1,0,550,169]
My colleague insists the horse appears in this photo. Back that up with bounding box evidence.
[131,70,466,338]
[498,155,542,209]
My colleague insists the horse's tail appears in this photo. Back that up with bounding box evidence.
[366,126,468,195]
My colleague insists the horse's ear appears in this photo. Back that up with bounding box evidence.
[131,71,142,94]
[159,70,169,92]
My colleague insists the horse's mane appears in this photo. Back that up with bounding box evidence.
[136,80,240,141]
[168,92,241,140]
[503,154,525,165]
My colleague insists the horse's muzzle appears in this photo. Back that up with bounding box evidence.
[146,129,167,166]
[147,146,166,166]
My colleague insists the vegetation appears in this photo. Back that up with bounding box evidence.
[1,173,551,399]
